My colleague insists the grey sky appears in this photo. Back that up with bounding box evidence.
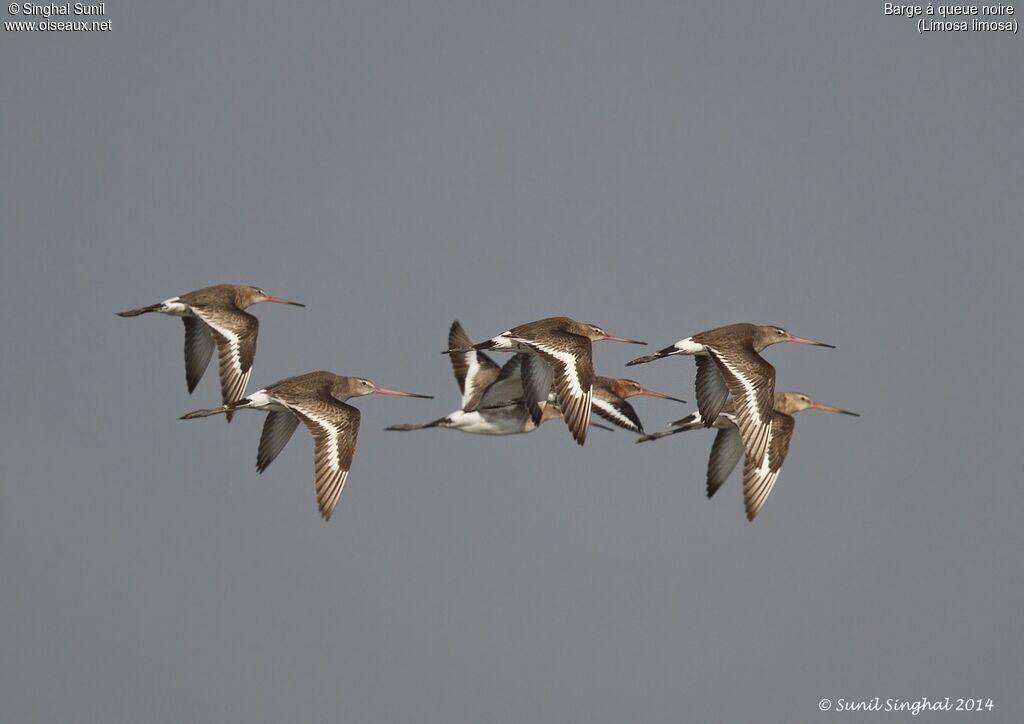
[2,2,1021,722]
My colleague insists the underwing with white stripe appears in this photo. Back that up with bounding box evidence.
[741,412,796,521]
[590,396,643,433]
[706,346,773,463]
[289,399,360,521]
[192,306,258,421]
[518,337,593,445]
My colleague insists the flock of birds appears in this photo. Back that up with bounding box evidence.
[118,283,858,522]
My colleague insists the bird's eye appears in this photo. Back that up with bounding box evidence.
[777,329,786,336]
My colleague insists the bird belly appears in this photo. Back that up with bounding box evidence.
[449,408,532,435]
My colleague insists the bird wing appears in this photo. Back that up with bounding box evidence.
[590,395,644,433]
[256,409,301,473]
[705,345,775,463]
[287,397,361,521]
[706,425,743,499]
[519,335,593,446]
[694,354,730,427]
[447,321,501,410]
[742,411,795,521]
[518,352,554,427]
[478,353,528,409]
[191,306,259,422]
[182,317,216,393]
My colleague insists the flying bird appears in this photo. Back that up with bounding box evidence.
[626,323,833,462]
[637,392,858,520]
[180,371,431,520]
[116,284,304,421]
[448,317,646,445]
[388,321,618,435]
[388,321,556,435]
[589,377,687,434]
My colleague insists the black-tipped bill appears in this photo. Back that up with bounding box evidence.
[788,335,835,348]
[264,295,306,307]
[601,334,646,345]
[809,402,859,416]
[373,386,434,399]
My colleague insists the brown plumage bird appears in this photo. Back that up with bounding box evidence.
[180,371,432,520]
[117,284,304,421]
[389,321,629,435]
[589,377,686,434]
[451,317,646,445]
[627,323,833,463]
[637,392,858,520]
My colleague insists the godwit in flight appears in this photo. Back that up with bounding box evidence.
[449,317,645,445]
[180,371,431,520]
[590,377,687,434]
[389,321,613,435]
[627,323,832,461]
[117,284,304,421]
[637,392,857,520]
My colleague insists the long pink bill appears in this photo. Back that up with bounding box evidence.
[601,334,647,345]
[638,388,687,404]
[787,335,835,348]
[809,402,859,416]
[264,295,306,307]
[373,386,434,399]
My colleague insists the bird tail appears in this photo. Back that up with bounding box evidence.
[384,417,448,431]
[115,303,161,317]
